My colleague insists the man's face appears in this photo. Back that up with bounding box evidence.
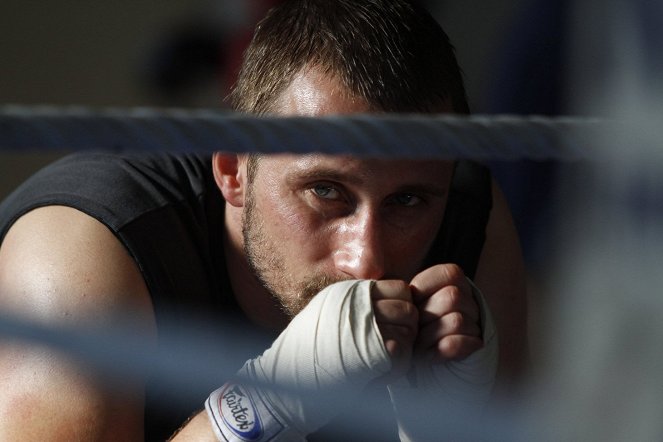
[242,66,454,317]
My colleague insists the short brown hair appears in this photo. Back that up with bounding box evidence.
[230,0,470,114]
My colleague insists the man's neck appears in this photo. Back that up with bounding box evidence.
[223,205,290,331]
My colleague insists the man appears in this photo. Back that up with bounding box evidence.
[0,0,527,440]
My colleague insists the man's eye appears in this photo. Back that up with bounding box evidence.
[392,193,422,207]
[312,184,341,200]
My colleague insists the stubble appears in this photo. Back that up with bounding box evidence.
[242,172,343,318]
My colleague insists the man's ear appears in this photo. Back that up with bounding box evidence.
[212,152,248,207]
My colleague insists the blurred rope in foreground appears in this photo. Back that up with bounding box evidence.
[0,311,522,441]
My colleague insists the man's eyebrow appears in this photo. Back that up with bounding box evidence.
[286,167,363,185]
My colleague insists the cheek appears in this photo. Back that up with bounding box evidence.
[256,176,305,230]
[261,191,331,261]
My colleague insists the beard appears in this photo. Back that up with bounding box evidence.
[242,182,342,318]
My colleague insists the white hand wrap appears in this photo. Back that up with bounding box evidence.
[388,279,498,441]
[206,279,391,441]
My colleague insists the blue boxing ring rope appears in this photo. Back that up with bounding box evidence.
[0,105,604,160]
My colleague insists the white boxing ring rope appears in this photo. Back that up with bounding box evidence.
[0,105,606,160]
[0,105,609,440]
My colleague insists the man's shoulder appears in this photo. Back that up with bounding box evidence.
[0,204,156,325]
[0,152,215,240]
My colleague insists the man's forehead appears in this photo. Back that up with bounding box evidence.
[271,66,374,116]
[263,152,447,167]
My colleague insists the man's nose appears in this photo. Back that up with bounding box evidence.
[332,213,385,280]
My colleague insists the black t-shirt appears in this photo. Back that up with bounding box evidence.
[0,152,242,314]
[0,152,491,440]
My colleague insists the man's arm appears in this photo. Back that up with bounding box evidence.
[474,180,529,392]
[0,206,157,441]
[172,279,417,441]
[170,411,217,441]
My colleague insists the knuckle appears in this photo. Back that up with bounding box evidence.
[439,336,461,357]
[439,336,481,360]
[376,279,411,301]
[448,312,464,331]
[442,263,464,284]
[444,285,462,306]
[387,324,416,344]
[392,280,411,297]
[401,300,418,323]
